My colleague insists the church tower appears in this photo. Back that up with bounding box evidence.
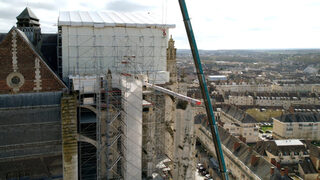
[16,7,41,46]
[166,35,177,84]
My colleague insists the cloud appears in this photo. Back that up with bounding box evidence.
[224,17,237,22]
[0,0,319,49]
[248,27,266,32]
[0,8,20,20]
[264,16,277,21]
[106,0,154,12]
[27,2,59,10]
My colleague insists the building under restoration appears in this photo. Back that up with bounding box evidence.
[0,7,188,180]
[57,11,175,84]
[0,6,180,180]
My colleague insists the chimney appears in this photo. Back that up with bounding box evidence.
[276,162,281,169]
[289,106,294,114]
[242,137,247,143]
[233,142,241,151]
[239,135,246,143]
[284,167,289,176]
[280,168,285,177]
[270,167,275,175]
[270,158,277,166]
[250,155,260,166]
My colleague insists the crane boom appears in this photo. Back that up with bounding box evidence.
[145,82,201,105]
[177,1,229,179]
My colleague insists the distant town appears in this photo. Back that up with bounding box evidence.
[178,49,320,179]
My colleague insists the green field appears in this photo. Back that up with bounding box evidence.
[246,108,283,122]
[260,126,273,132]
[311,141,320,147]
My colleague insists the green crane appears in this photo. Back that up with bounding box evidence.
[177,1,229,179]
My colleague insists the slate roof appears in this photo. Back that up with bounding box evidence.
[0,33,5,43]
[221,105,258,123]
[270,172,292,180]
[16,7,39,20]
[302,140,320,159]
[0,92,62,108]
[275,112,320,123]
[199,123,277,179]
[299,157,318,174]
[194,114,206,124]
[0,92,62,160]
[40,34,58,72]
[0,32,58,72]
[254,140,308,157]
[0,154,62,179]
[218,127,275,179]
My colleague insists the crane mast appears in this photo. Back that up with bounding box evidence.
[177,1,229,179]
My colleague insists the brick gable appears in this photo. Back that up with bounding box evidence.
[0,27,66,94]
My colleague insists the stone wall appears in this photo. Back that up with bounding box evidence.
[61,94,78,180]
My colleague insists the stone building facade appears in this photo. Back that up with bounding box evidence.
[219,105,259,143]
[272,113,320,140]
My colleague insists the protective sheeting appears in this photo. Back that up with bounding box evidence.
[69,75,98,93]
[122,77,142,180]
[60,11,175,85]
[61,25,171,84]
[0,92,62,108]
[58,11,175,28]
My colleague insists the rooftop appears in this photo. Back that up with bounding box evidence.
[254,140,308,157]
[16,7,39,20]
[299,157,318,174]
[275,139,304,146]
[221,105,258,123]
[58,11,175,28]
[275,112,320,123]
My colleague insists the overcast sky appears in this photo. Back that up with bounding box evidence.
[1,0,320,50]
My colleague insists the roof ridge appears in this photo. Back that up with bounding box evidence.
[16,7,39,20]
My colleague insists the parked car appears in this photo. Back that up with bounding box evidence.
[259,129,264,133]
[205,174,211,178]
[266,135,273,140]
[201,170,208,176]
[199,166,206,173]
[197,163,203,169]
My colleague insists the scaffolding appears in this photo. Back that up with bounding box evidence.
[58,25,170,84]
[58,13,177,179]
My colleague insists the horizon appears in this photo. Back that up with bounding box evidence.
[1,0,320,50]
[177,48,320,51]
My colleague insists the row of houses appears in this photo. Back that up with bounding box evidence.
[195,106,320,179]
[216,84,320,94]
[215,105,320,143]
[226,93,320,109]
[254,139,320,180]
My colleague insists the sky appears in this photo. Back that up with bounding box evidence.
[1,0,320,50]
